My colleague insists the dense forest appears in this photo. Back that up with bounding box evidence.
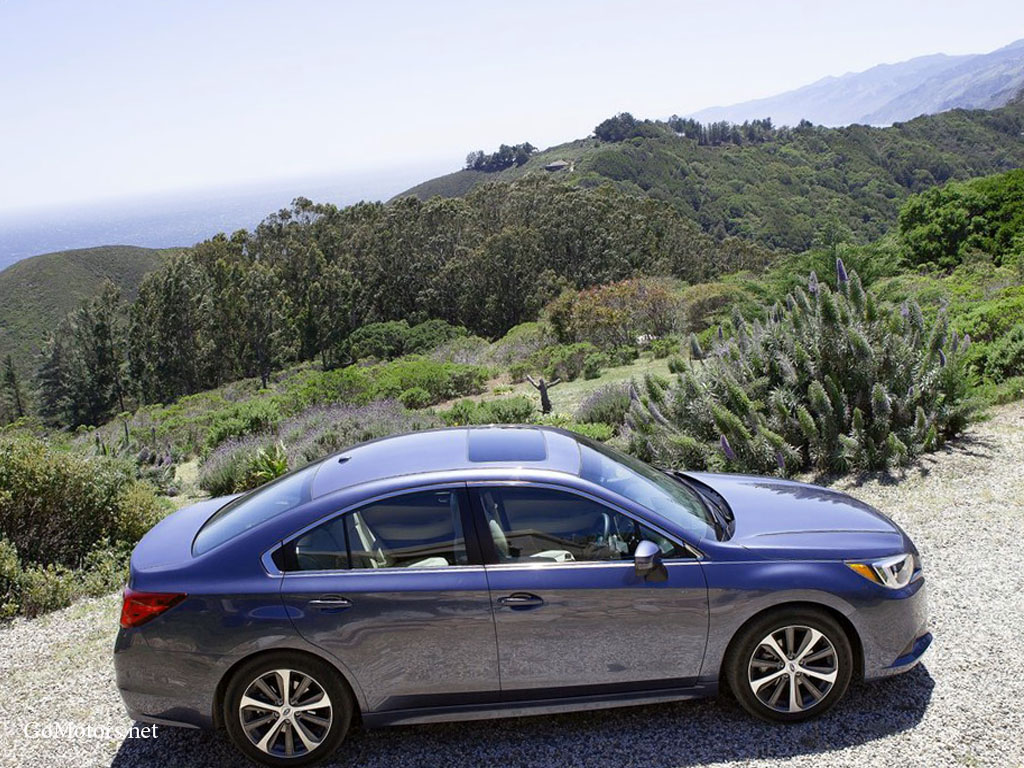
[27,177,771,427]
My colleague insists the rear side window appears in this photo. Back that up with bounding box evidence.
[193,462,322,556]
[286,489,469,571]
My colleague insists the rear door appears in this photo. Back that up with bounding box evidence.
[277,485,499,712]
[471,483,708,698]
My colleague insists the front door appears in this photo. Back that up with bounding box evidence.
[278,486,499,712]
[471,484,708,698]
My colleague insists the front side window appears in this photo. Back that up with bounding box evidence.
[476,486,682,563]
[286,489,469,571]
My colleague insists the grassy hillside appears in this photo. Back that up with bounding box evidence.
[395,104,1024,251]
[0,245,178,377]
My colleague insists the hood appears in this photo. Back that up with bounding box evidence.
[684,472,909,560]
[129,495,237,574]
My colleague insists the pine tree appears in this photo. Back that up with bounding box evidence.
[1,355,26,423]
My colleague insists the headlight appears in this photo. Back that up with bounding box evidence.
[847,553,918,589]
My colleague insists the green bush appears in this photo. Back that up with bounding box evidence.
[404,319,467,354]
[649,336,680,358]
[440,396,534,426]
[576,382,631,427]
[530,413,614,442]
[348,320,410,360]
[583,353,608,380]
[371,357,489,404]
[980,324,1024,383]
[628,266,972,475]
[203,399,282,453]
[399,387,433,409]
[607,345,640,367]
[523,343,603,382]
[0,436,170,569]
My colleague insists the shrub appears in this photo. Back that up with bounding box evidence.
[430,334,491,365]
[607,345,639,367]
[583,353,608,380]
[530,413,614,442]
[199,401,442,493]
[547,278,682,348]
[371,357,489,404]
[627,266,973,475]
[203,399,282,453]
[347,320,410,360]
[440,396,534,426]
[576,382,631,427]
[522,343,603,382]
[489,322,556,367]
[0,436,170,569]
[980,324,1024,383]
[649,336,680,358]
[404,319,467,354]
[399,387,433,409]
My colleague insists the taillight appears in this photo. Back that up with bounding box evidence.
[119,587,186,628]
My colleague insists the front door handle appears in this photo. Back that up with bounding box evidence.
[497,592,544,609]
[308,596,352,612]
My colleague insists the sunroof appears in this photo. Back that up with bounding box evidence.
[468,428,547,462]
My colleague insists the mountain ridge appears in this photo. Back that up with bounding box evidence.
[689,38,1024,127]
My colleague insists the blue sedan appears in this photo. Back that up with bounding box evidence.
[114,426,930,766]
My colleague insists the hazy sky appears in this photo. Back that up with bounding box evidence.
[2,0,1023,214]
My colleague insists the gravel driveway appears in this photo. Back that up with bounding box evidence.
[3,403,1024,768]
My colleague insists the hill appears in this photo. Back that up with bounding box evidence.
[395,103,1024,251]
[690,38,1024,127]
[0,245,177,377]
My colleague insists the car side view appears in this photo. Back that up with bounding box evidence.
[114,426,930,766]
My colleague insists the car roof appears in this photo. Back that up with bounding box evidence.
[308,425,584,498]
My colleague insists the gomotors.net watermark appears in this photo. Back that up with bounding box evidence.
[15,721,159,741]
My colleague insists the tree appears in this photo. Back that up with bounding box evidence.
[1,355,25,423]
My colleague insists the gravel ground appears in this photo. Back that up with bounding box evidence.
[3,403,1024,768]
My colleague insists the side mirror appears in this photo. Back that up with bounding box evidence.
[634,540,666,581]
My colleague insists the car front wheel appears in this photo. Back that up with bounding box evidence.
[727,608,853,722]
[224,652,352,767]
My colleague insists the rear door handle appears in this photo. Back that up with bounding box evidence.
[308,596,352,612]
[497,592,544,609]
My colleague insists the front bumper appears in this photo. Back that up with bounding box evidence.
[856,577,930,680]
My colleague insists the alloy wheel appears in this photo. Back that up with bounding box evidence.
[239,668,333,758]
[747,625,839,713]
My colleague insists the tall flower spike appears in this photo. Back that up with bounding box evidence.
[938,349,947,367]
[720,434,736,461]
[717,325,724,342]
[775,450,786,472]
[836,257,848,283]
[808,271,819,295]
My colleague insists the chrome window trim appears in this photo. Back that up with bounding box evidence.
[466,478,704,562]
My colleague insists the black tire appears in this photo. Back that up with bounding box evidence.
[224,652,353,767]
[726,608,853,723]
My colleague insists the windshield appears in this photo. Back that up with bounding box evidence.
[578,439,716,540]
[193,461,323,555]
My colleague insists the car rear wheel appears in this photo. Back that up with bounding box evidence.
[224,652,352,767]
[727,608,853,722]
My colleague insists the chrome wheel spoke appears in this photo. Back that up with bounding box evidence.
[795,628,822,662]
[253,677,279,704]
[788,674,802,712]
[294,693,329,712]
[297,712,330,728]
[240,694,280,714]
[256,718,285,754]
[242,712,278,731]
[275,669,293,705]
[293,718,321,752]
[761,634,788,664]
[803,647,834,664]
[800,665,837,685]
[750,667,787,693]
